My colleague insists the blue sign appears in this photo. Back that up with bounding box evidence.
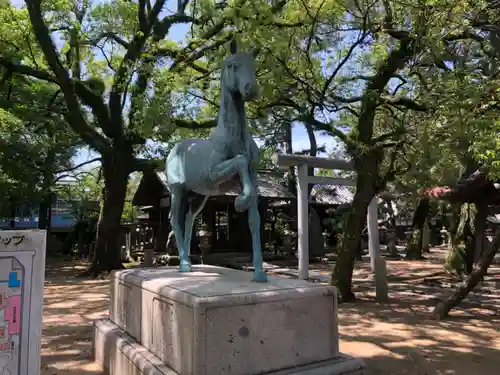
[0,213,76,229]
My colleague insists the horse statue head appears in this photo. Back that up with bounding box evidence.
[221,39,260,102]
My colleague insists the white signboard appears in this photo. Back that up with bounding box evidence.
[0,230,46,375]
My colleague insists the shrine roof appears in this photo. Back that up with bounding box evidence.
[310,184,354,205]
[132,171,294,207]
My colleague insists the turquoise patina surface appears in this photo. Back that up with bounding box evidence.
[164,40,267,282]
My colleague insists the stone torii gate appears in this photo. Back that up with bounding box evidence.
[272,153,388,300]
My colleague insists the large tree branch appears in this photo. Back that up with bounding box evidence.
[132,157,164,172]
[0,57,56,83]
[294,114,351,146]
[168,35,232,72]
[171,118,217,129]
[170,0,289,71]
[380,96,428,111]
[138,0,148,31]
[177,0,246,55]
[55,157,102,174]
[0,63,110,156]
[23,0,111,154]
[375,143,411,192]
[131,0,265,128]
[275,56,320,108]
[257,95,358,144]
[443,29,496,58]
[0,55,112,140]
[318,10,371,111]
[357,38,416,142]
[108,0,167,132]
[129,0,200,127]
[127,59,154,128]
[83,32,130,49]
[372,128,406,145]
[158,47,209,73]
[154,14,200,37]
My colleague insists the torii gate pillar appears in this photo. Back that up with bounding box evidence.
[273,154,387,301]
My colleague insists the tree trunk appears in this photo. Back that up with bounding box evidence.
[88,159,129,276]
[422,220,431,253]
[432,228,500,319]
[473,200,487,263]
[37,196,49,230]
[355,238,363,261]
[331,154,376,301]
[8,198,16,229]
[47,195,52,233]
[329,26,418,300]
[332,187,373,301]
[61,223,78,255]
[463,221,475,275]
[447,204,461,247]
[443,204,467,276]
[39,144,55,234]
[405,198,430,260]
[37,192,53,251]
[38,192,52,231]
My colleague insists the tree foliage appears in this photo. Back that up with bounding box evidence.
[0,73,78,217]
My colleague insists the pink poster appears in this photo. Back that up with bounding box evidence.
[5,296,20,335]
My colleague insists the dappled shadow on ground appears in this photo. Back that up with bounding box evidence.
[353,248,500,311]
[296,247,500,309]
[42,258,108,375]
[334,248,500,375]
[339,298,500,375]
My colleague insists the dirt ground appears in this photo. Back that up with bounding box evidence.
[41,248,500,375]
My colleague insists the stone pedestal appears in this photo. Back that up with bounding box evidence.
[93,265,366,375]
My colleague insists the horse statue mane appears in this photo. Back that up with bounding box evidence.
[164,39,267,282]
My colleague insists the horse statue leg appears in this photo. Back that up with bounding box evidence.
[168,185,190,272]
[210,154,266,281]
[247,171,267,282]
[209,155,254,212]
[183,195,209,270]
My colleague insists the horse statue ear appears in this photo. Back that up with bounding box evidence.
[229,39,238,54]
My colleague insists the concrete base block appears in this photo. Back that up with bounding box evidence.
[93,319,175,375]
[94,319,366,375]
[109,265,341,375]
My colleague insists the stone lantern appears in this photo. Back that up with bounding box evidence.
[283,229,294,257]
[386,227,399,258]
[440,226,449,246]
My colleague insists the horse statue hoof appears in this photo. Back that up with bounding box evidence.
[235,194,251,212]
[252,270,268,282]
[179,261,193,272]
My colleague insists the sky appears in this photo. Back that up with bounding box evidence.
[12,0,335,173]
